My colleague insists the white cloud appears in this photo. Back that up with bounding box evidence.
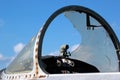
[14,43,25,54]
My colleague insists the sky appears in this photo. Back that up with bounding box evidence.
[0,0,120,69]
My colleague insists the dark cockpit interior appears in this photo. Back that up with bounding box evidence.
[41,44,99,74]
[42,56,99,74]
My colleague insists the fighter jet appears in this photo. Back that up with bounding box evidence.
[0,5,120,80]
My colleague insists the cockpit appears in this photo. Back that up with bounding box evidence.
[42,44,99,74]
[4,6,120,76]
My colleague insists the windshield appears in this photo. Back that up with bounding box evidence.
[5,37,36,74]
[42,11,119,72]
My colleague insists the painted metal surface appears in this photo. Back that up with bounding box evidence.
[46,73,120,80]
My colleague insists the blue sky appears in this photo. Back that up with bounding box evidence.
[0,0,120,69]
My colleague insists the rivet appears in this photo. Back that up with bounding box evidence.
[35,48,38,52]
[12,76,14,79]
[36,71,38,75]
[34,74,35,77]
[25,75,27,78]
[38,35,40,39]
[36,42,39,45]
[29,74,31,78]
[9,76,11,79]
[36,62,38,65]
